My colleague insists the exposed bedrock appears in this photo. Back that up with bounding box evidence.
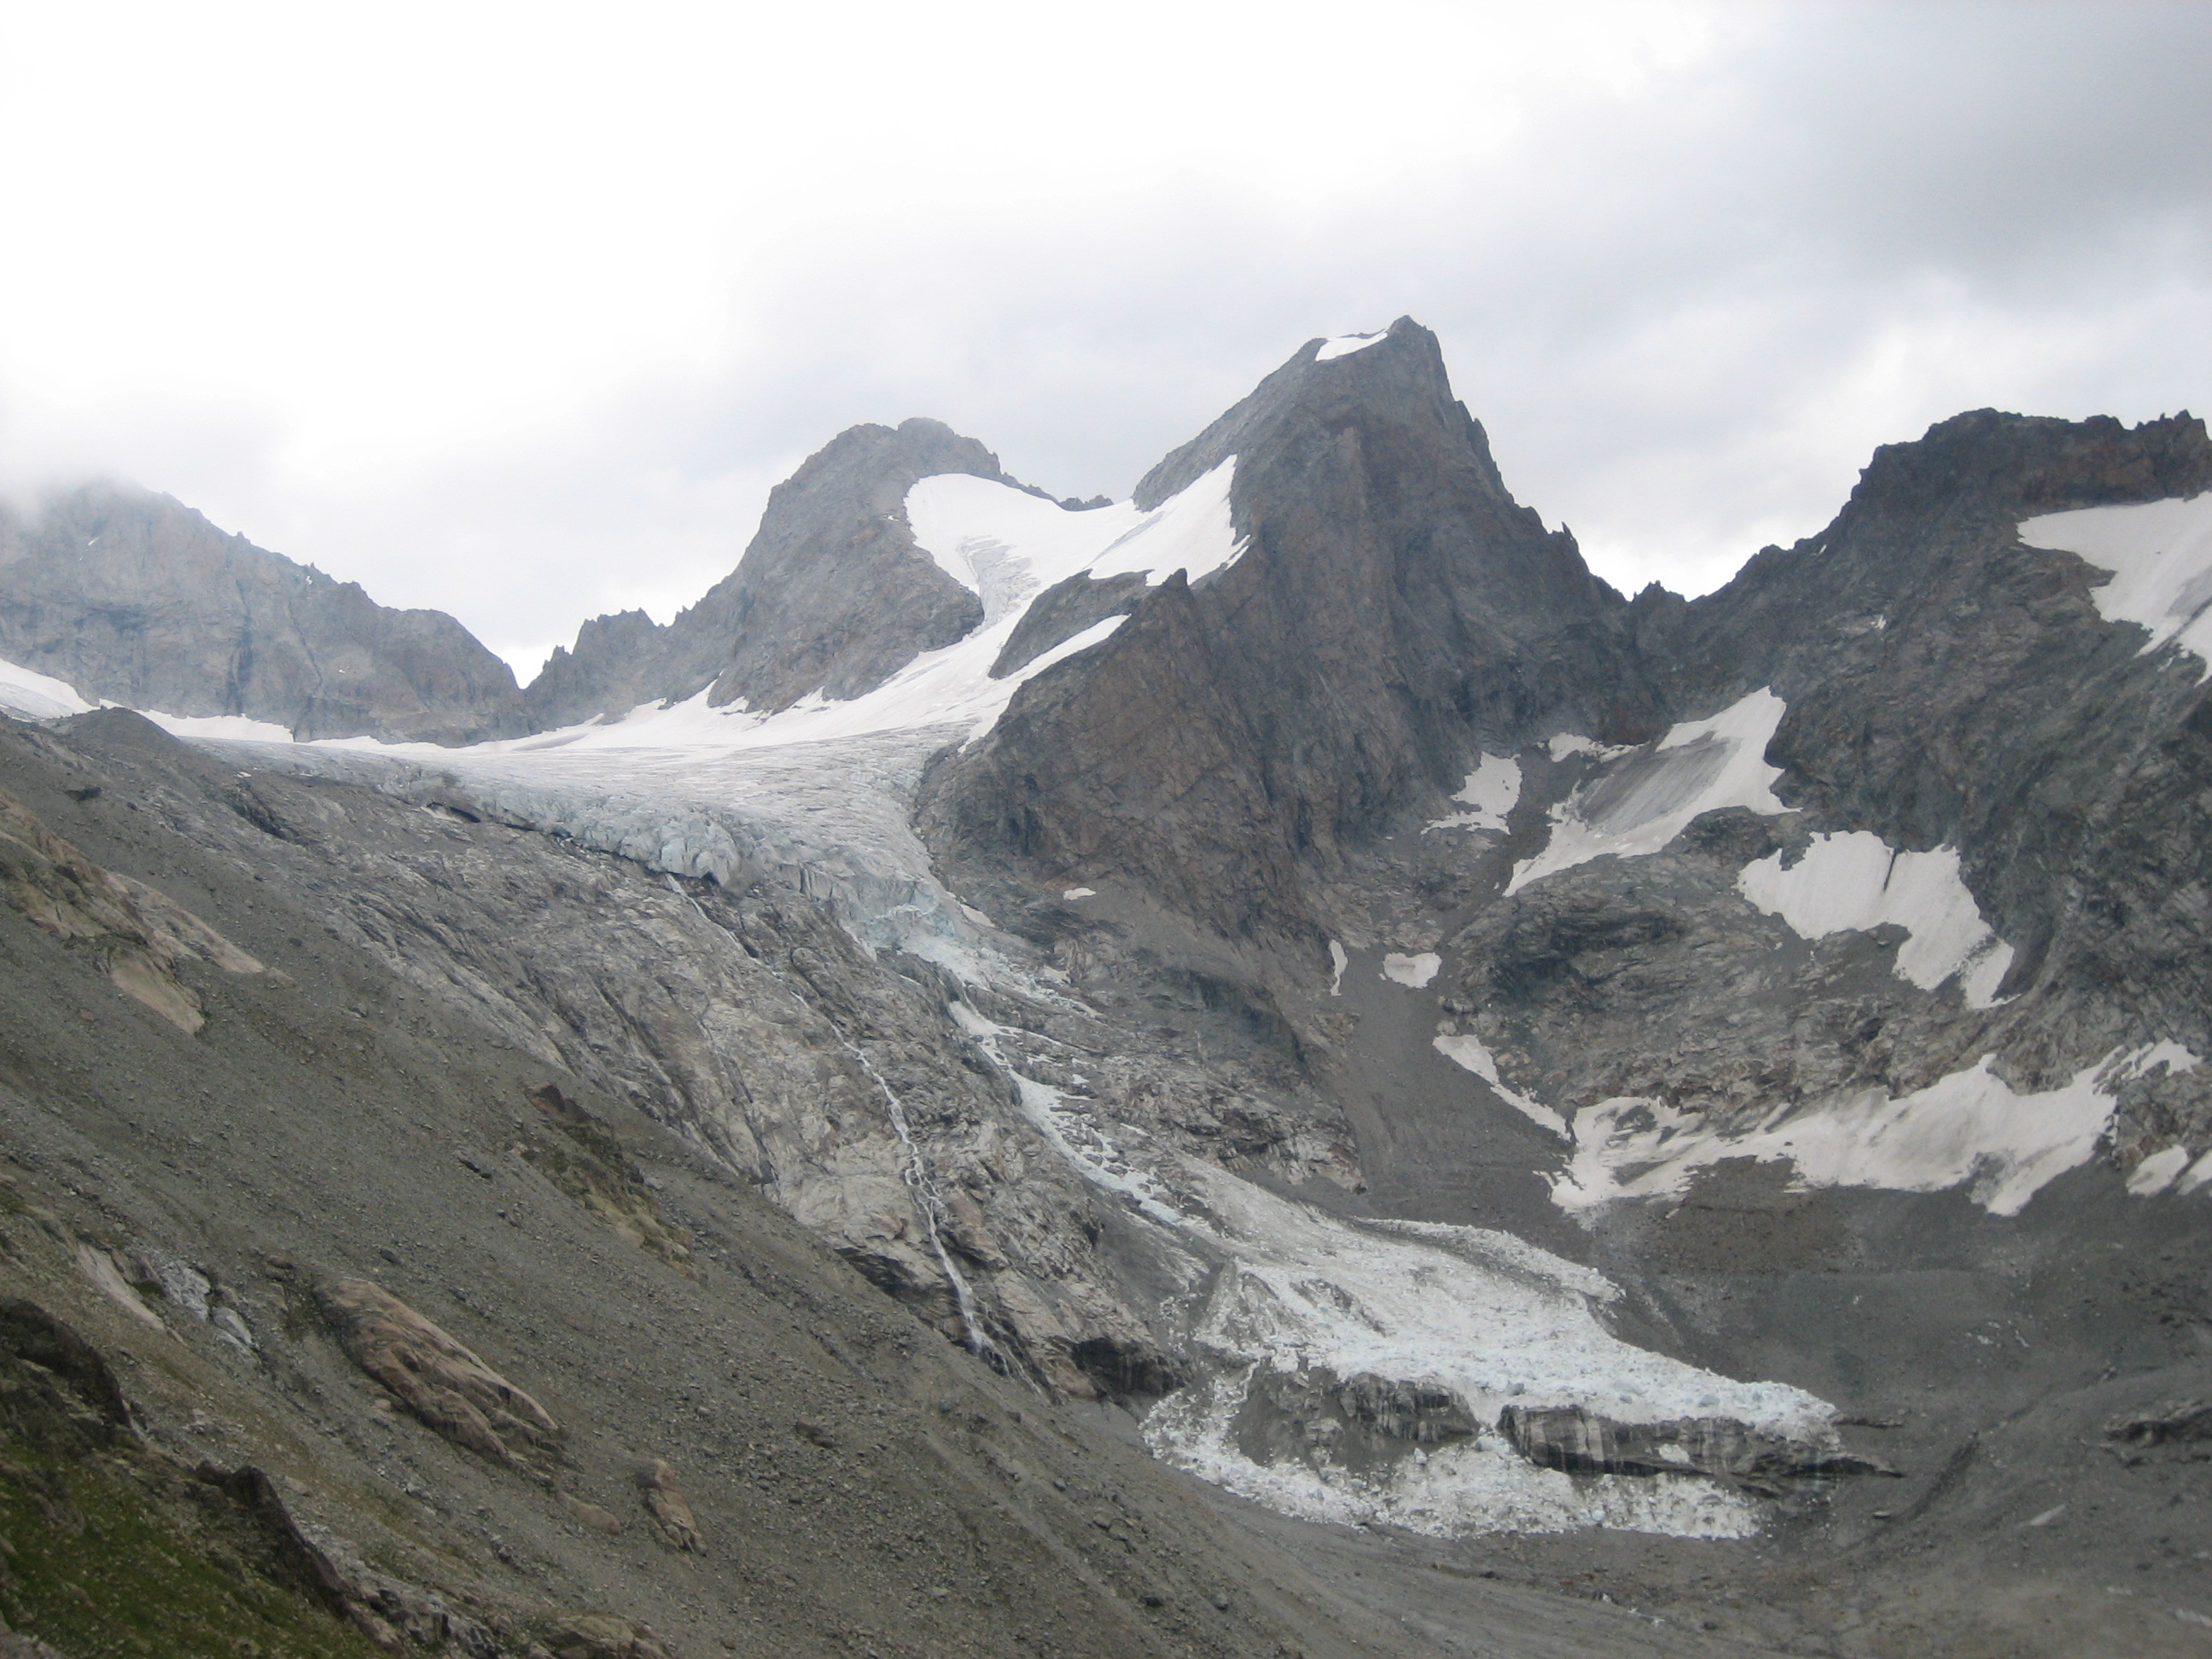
[0,481,527,743]
[1497,1405,1895,1496]
[918,317,1667,947]
[527,417,1041,727]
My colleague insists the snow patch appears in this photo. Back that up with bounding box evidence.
[1427,753,1520,834]
[1554,1045,2201,1217]
[1328,940,1348,997]
[1738,832,2016,1007]
[1382,952,1441,988]
[2020,493,2212,681]
[142,710,300,744]
[2128,1146,2192,1196]
[0,655,96,722]
[905,457,1243,620]
[1061,887,1096,901]
[1509,690,1790,894]
[1313,331,1388,361]
[1434,1032,1571,1139]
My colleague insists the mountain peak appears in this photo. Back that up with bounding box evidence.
[1133,316,1465,509]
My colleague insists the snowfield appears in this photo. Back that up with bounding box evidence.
[2021,492,2212,680]
[1507,688,1790,893]
[1738,831,2016,1008]
[1553,1043,2200,1217]
[906,457,1243,620]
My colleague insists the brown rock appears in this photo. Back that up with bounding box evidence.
[541,1613,673,1659]
[636,1459,702,1553]
[0,782,262,1032]
[314,1278,562,1468]
[559,1490,626,1534]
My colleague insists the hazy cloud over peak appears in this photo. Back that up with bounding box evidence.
[2,0,2205,674]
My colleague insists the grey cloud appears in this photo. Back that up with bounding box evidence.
[9,3,2205,665]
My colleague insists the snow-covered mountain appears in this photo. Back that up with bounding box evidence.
[4,318,2211,1656]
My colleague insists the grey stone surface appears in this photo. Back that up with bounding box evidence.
[0,481,528,743]
[527,418,1025,728]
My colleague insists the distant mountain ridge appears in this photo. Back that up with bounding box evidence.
[0,480,528,743]
[523,417,1099,731]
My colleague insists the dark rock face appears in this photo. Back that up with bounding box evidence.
[1498,1406,1893,1496]
[0,482,527,743]
[991,569,1149,678]
[1234,1366,1479,1476]
[525,417,1019,727]
[918,318,1664,945]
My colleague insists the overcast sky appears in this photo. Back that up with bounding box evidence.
[2,0,2207,678]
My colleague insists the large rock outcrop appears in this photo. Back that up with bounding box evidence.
[525,417,1045,727]
[917,319,1664,945]
[0,482,527,743]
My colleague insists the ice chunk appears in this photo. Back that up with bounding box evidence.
[2019,493,2212,681]
[1738,832,2015,1007]
[1509,690,1790,894]
[1382,952,1441,988]
[2128,1146,2192,1196]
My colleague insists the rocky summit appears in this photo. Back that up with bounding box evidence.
[2,320,2209,1658]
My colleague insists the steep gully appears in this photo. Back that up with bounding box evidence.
[5,319,2212,1652]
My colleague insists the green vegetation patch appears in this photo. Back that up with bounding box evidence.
[522,1086,694,1273]
[0,1301,384,1659]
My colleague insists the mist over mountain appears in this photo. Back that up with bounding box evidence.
[3,322,2209,1659]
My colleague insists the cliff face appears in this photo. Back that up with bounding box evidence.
[0,482,527,743]
[525,418,1027,729]
[917,320,1662,946]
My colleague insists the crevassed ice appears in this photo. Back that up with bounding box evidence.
[2019,493,2212,681]
[1426,752,1520,834]
[1738,832,2015,1008]
[1553,1044,2202,1218]
[1140,1158,1829,1540]
[958,998,1819,1538]
[1507,689,1790,894]
[905,457,1243,622]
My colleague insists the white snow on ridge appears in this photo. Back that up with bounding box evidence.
[2020,493,2212,681]
[905,457,1243,622]
[1507,689,1790,894]
[1554,1043,2201,1218]
[1313,331,1388,361]
[1738,832,2016,1008]
[1427,752,1520,834]
[0,655,96,722]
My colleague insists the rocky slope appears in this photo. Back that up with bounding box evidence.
[7,320,2212,1656]
[0,707,1755,1659]
[0,483,527,744]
